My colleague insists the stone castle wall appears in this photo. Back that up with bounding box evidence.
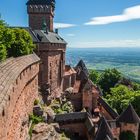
[28,14,53,32]
[36,43,66,97]
[27,5,54,32]
[0,54,40,140]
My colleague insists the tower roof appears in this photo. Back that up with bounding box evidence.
[26,0,55,6]
[117,104,140,123]
[76,60,89,76]
[75,60,89,81]
[95,117,114,140]
[98,96,118,119]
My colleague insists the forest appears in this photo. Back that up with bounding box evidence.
[89,68,140,116]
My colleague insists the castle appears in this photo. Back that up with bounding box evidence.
[0,0,140,140]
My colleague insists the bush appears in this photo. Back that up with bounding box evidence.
[0,19,36,61]
[50,99,74,114]
[89,69,99,84]
[131,95,140,116]
[7,28,35,57]
[98,68,122,94]
[0,44,7,62]
[34,99,39,105]
[29,114,44,137]
[29,114,44,124]
[119,131,136,140]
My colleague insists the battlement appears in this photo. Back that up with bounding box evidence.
[0,54,40,140]
[27,5,53,15]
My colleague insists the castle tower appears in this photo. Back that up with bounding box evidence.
[117,104,140,140]
[94,117,114,140]
[26,0,67,97]
[26,0,55,32]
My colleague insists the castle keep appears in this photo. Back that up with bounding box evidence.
[0,0,140,140]
[27,0,67,96]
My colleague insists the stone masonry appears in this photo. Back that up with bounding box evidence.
[26,0,67,96]
[36,43,66,96]
[0,54,40,140]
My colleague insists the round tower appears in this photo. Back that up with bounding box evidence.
[26,0,55,32]
[117,104,140,140]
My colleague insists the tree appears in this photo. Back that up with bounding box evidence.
[0,19,7,61]
[98,68,122,94]
[131,94,140,116]
[106,85,140,115]
[119,131,136,140]
[0,44,7,61]
[106,85,132,114]
[117,77,133,88]
[7,28,35,57]
[0,19,36,61]
[132,82,140,91]
[89,69,99,84]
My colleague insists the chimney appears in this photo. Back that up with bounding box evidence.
[55,28,58,34]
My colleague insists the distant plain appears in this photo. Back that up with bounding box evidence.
[66,47,140,82]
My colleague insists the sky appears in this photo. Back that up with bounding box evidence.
[0,0,140,48]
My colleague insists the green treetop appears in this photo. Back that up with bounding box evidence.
[0,19,36,62]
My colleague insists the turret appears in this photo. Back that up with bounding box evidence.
[26,0,55,32]
[117,104,140,140]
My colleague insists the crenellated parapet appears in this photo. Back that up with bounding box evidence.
[27,5,53,15]
[0,53,40,140]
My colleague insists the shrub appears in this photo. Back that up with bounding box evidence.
[119,131,136,140]
[0,19,36,61]
[29,114,44,124]
[0,44,7,62]
[34,99,39,105]
[89,69,99,84]
[29,114,44,137]
[7,28,35,57]
[98,68,122,94]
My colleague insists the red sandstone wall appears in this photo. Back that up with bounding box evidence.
[70,93,82,111]
[0,54,40,140]
[83,91,93,111]
[27,5,54,32]
[60,123,87,137]
[36,43,66,97]
[63,75,71,91]
[29,14,53,32]
[63,74,76,91]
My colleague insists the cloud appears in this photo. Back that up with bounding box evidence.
[66,34,75,37]
[85,5,140,25]
[71,39,140,48]
[54,23,76,29]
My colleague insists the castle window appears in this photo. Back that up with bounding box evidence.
[50,70,52,79]
[29,66,32,70]
[16,79,18,84]
[50,63,52,67]
[2,109,5,117]
[13,87,14,92]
